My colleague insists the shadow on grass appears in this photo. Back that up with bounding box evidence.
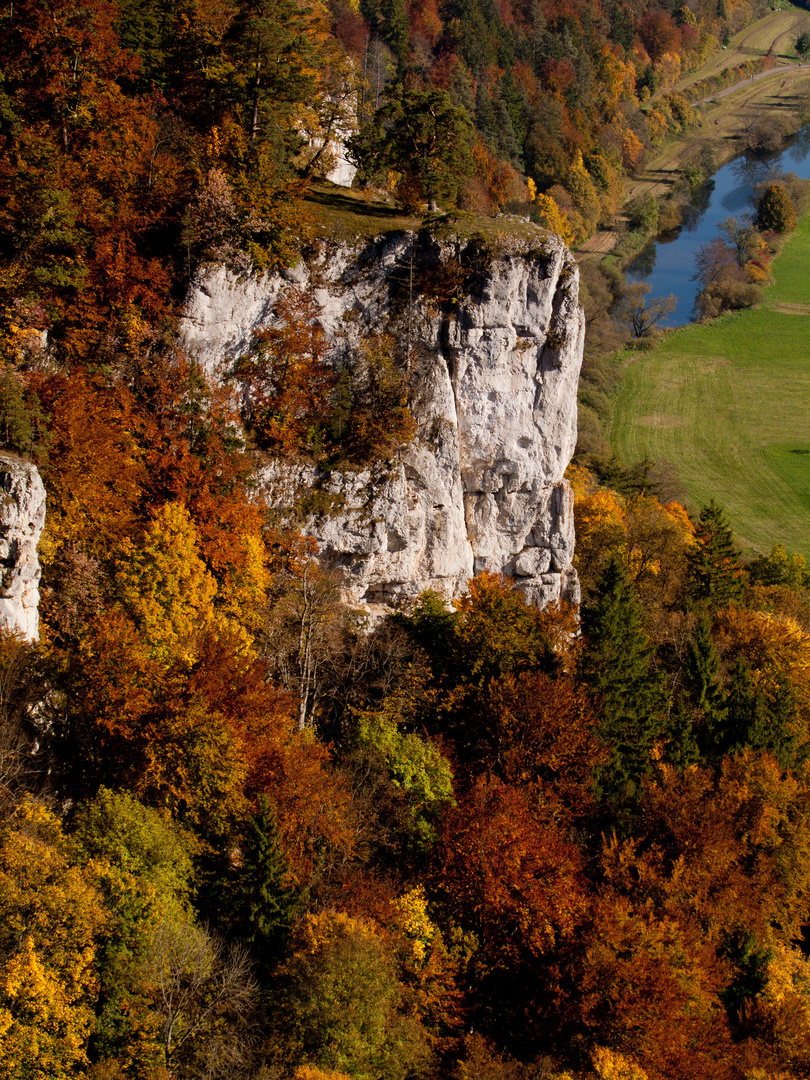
[305,187,410,221]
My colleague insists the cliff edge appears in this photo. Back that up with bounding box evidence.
[181,228,584,613]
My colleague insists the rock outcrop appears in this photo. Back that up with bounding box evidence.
[180,228,584,614]
[0,454,46,641]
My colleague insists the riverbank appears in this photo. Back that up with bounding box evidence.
[578,4,810,261]
[608,214,810,559]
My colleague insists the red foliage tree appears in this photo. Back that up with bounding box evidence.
[432,777,588,966]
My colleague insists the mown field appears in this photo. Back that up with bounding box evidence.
[609,215,810,558]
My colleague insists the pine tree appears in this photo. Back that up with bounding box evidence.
[686,611,729,760]
[227,0,319,152]
[0,372,49,462]
[578,555,666,814]
[475,84,499,152]
[230,797,298,972]
[379,0,409,71]
[352,87,475,210]
[724,658,798,769]
[687,500,744,609]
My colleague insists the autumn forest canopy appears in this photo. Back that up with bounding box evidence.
[5,0,810,1079]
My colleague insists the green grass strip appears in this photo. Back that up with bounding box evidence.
[609,216,810,557]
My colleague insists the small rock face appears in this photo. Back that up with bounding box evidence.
[180,229,584,614]
[0,455,46,641]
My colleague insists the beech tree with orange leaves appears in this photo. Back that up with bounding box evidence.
[434,777,587,965]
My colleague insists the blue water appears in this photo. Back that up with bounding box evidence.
[626,126,810,325]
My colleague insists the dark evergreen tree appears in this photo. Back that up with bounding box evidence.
[0,372,50,464]
[475,83,499,152]
[724,658,799,769]
[569,52,595,112]
[721,930,771,1032]
[447,62,477,121]
[359,0,382,37]
[687,500,744,609]
[379,0,409,71]
[528,1,547,68]
[227,0,319,155]
[498,68,528,149]
[351,87,475,208]
[227,797,298,975]
[398,589,459,685]
[115,0,177,90]
[686,611,729,760]
[665,702,701,771]
[578,555,666,815]
[494,98,521,166]
[608,1,635,52]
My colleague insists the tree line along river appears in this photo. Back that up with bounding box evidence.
[626,125,810,326]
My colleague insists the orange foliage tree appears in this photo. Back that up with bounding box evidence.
[432,777,588,967]
[236,287,336,458]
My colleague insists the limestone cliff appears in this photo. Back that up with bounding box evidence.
[0,454,46,641]
[180,228,584,613]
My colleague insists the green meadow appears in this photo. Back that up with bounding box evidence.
[609,216,810,558]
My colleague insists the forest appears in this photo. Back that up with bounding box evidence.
[4,0,810,1078]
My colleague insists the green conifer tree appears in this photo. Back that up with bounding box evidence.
[352,87,475,209]
[578,555,666,815]
[665,702,701,771]
[475,84,499,152]
[686,611,729,760]
[687,500,744,609]
[0,372,50,463]
[379,0,409,71]
[229,797,298,974]
[724,658,799,769]
[227,0,319,153]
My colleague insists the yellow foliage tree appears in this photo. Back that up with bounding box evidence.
[115,502,218,665]
[294,1068,352,1080]
[393,886,436,969]
[573,469,695,611]
[646,109,669,145]
[749,941,810,1072]
[574,487,627,596]
[567,152,601,237]
[278,909,427,1079]
[217,530,272,651]
[532,192,573,245]
[717,607,810,719]
[592,1046,649,1080]
[598,49,637,114]
[656,52,682,87]
[390,885,464,1039]
[0,799,107,1080]
[621,129,645,173]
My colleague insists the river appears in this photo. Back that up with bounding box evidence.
[626,125,810,326]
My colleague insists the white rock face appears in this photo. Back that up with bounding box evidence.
[0,455,46,641]
[180,229,584,614]
[321,119,358,188]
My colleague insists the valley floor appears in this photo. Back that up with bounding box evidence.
[609,214,810,558]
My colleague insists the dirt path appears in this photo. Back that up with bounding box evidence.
[672,7,809,88]
[696,62,805,104]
